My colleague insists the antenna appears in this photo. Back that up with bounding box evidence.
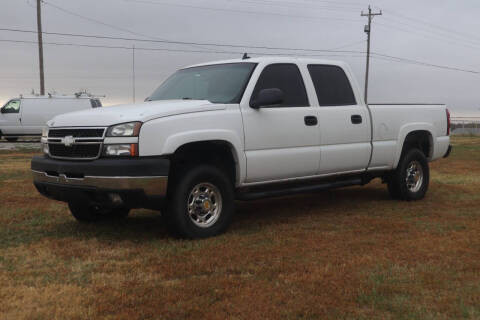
[242,53,250,60]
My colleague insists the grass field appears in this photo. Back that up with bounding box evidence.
[0,137,479,319]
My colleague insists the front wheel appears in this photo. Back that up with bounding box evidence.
[387,148,430,201]
[165,164,234,238]
[68,202,130,222]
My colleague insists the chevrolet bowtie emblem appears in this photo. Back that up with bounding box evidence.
[62,135,75,147]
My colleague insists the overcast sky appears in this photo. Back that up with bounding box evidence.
[1,0,479,116]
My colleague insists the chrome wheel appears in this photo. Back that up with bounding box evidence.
[405,160,424,193]
[187,182,222,228]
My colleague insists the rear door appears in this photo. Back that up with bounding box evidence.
[241,63,321,183]
[307,64,371,174]
[0,99,23,135]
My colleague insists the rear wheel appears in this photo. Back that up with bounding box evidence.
[387,148,429,201]
[165,164,234,238]
[68,202,130,222]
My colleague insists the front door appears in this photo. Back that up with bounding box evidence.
[241,63,320,183]
[0,99,22,135]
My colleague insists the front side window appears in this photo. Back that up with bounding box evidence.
[308,65,357,106]
[250,64,309,108]
[1,100,20,114]
[90,99,102,108]
[149,63,257,104]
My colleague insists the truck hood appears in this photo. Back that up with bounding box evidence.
[48,100,224,127]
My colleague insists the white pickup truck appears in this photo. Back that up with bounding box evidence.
[31,57,451,238]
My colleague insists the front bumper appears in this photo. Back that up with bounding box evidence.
[31,156,169,208]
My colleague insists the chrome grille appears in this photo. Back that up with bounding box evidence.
[48,128,105,138]
[47,127,105,160]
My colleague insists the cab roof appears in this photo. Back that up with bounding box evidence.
[183,56,349,70]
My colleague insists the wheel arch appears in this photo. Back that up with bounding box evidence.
[166,137,243,186]
[394,124,435,168]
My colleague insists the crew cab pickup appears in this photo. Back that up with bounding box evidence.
[31,57,452,238]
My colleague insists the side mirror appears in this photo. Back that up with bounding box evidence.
[250,88,284,109]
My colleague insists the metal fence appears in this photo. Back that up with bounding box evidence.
[451,117,480,136]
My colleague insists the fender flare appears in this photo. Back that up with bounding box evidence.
[393,123,435,168]
[162,129,246,184]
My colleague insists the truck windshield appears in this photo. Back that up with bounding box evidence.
[148,63,257,104]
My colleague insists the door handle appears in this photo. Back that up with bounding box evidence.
[351,114,362,124]
[304,115,318,126]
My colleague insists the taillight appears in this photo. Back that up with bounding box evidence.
[446,108,451,135]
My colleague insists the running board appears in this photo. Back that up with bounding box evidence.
[236,178,363,201]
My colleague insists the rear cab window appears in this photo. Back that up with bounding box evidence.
[1,99,21,114]
[250,63,309,108]
[307,65,357,106]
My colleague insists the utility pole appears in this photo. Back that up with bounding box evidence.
[37,0,45,95]
[361,5,381,105]
[132,44,136,103]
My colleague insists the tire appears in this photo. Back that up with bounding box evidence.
[5,137,18,142]
[165,164,235,238]
[387,148,429,201]
[68,202,130,222]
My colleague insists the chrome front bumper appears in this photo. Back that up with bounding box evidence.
[32,170,168,197]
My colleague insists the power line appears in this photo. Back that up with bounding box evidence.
[41,0,480,54]
[230,0,364,7]
[383,18,480,46]
[0,38,366,57]
[376,21,480,51]
[224,0,361,12]
[1,38,479,76]
[121,0,362,23]
[42,0,219,53]
[44,0,167,41]
[327,39,366,51]
[371,52,480,75]
[382,8,480,44]
[366,6,480,50]
[0,27,367,54]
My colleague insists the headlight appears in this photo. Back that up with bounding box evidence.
[42,127,49,138]
[103,144,138,157]
[106,122,142,137]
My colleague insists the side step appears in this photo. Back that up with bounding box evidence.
[236,178,363,201]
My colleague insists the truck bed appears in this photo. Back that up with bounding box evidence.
[368,103,450,170]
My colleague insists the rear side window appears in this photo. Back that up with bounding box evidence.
[308,65,356,106]
[1,99,21,114]
[251,64,309,107]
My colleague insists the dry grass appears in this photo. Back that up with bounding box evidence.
[0,137,479,319]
